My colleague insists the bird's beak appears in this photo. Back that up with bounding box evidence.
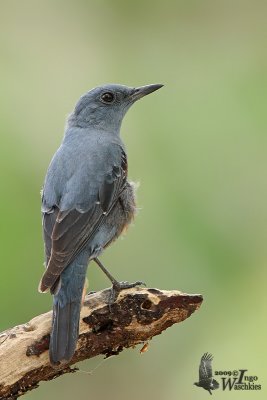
[130,84,164,101]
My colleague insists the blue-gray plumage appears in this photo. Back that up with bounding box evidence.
[39,83,163,364]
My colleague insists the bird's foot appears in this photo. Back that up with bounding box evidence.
[108,280,146,308]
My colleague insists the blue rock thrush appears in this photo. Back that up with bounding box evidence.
[38,83,163,364]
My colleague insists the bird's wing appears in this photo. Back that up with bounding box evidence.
[39,148,127,293]
[199,353,213,381]
[42,206,59,266]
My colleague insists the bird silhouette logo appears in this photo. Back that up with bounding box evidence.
[194,353,219,395]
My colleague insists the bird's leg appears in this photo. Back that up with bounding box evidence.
[94,257,118,286]
[94,257,146,304]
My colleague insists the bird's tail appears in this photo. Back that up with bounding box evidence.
[49,257,88,365]
[50,299,82,364]
[212,379,220,390]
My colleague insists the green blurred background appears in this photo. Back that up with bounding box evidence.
[0,0,266,398]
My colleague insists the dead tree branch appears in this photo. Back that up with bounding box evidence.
[0,287,203,399]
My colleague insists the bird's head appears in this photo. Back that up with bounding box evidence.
[68,83,163,133]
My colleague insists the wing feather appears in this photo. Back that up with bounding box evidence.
[199,353,213,381]
[42,207,59,265]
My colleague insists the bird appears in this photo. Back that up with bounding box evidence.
[38,83,163,365]
[194,353,219,395]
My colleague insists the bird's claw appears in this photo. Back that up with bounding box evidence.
[108,280,146,310]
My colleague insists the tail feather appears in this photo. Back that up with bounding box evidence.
[49,299,81,364]
[212,379,219,390]
[48,254,88,365]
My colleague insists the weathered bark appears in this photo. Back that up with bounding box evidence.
[0,287,203,399]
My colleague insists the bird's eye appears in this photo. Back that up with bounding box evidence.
[100,92,115,104]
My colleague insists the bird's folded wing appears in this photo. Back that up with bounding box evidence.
[39,150,127,293]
